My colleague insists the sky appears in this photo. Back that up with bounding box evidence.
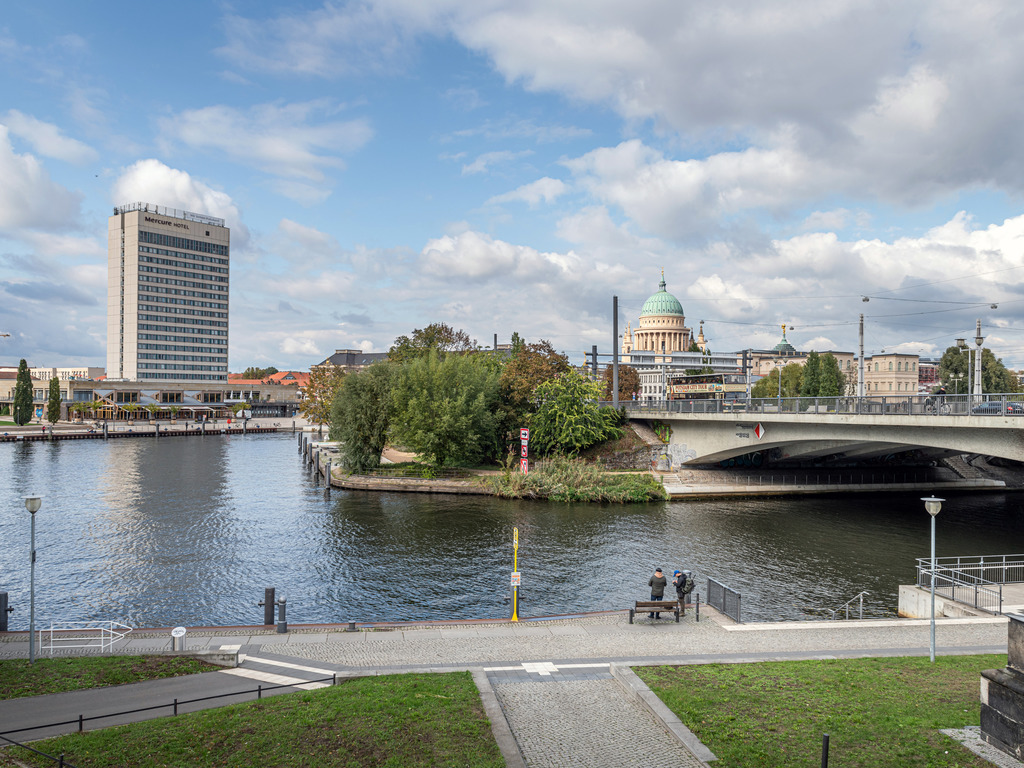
[3,1,1024,372]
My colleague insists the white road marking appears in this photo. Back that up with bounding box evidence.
[221,667,329,690]
[246,656,336,676]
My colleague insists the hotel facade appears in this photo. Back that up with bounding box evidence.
[107,203,229,381]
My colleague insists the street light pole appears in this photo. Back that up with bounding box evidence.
[24,495,41,665]
[922,496,943,663]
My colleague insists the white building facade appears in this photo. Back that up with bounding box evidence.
[108,203,229,381]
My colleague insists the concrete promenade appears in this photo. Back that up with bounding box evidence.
[0,610,1012,767]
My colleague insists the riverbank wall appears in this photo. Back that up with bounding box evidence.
[0,420,297,443]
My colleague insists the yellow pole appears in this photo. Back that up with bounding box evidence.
[512,527,519,622]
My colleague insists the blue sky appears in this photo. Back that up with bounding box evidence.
[4,1,1024,371]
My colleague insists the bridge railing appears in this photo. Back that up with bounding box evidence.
[617,393,1023,417]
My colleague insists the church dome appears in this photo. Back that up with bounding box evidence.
[640,278,684,317]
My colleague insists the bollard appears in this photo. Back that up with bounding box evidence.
[0,592,11,632]
[276,597,288,633]
[171,626,187,651]
[346,621,357,632]
[155,423,159,438]
[258,588,276,626]
[821,733,829,767]
[325,459,332,497]
[103,422,108,440]
[696,592,700,622]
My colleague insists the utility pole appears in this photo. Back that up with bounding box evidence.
[858,314,865,398]
[975,319,984,397]
[612,296,619,408]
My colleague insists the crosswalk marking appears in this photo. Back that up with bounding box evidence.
[246,656,336,677]
[221,667,329,690]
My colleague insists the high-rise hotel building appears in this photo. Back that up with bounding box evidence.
[107,203,229,381]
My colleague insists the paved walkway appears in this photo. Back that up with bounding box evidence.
[0,610,1013,766]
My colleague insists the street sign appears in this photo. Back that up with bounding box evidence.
[510,571,521,586]
[520,428,529,441]
[171,626,187,638]
[520,458,529,474]
[514,527,518,547]
[754,423,765,440]
[521,443,528,457]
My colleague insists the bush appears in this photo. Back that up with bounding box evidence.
[490,454,667,503]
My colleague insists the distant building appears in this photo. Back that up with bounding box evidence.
[108,203,229,382]
[30,366,105,381]
[314,349,389,371]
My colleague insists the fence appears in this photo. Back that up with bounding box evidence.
[706,577,741,623]
[916,557,1007,614]
[0,734,76,768]
[40,621,133,654]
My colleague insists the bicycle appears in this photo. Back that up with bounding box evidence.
[924,397,951,415]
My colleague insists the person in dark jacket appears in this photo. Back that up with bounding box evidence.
[674,569,695,616]
[648,567,667,618]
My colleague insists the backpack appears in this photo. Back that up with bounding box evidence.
[682,574,695,595]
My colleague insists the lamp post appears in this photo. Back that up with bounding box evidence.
[922,496,943,663]
[23,495,41,665]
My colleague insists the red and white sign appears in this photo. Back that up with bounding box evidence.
[510,571,521,586]
[754,423,765,440]
[521,443,529,457]
[520,458,529,474]
[520,428,530,441]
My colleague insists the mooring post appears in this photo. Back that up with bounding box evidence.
[276,597,288,633]
[0,592,11,632]
[258,588,276,626]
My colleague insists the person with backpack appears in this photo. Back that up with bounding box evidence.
[674,569,695,615]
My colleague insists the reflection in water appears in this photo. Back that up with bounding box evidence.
[2,433,1024,627]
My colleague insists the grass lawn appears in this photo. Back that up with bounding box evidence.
[5,672,503,768]
[0,656,219,700]
[637,654,1005,768]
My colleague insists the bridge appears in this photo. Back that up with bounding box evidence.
[622,393,1024,467]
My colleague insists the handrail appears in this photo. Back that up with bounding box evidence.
[0,674,337,738]
[827,591,869,620]
[916,561,1004,614]
[706,577,741,623]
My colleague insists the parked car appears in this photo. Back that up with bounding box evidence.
[972,401,1024,415]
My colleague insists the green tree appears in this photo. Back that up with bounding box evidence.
[818,353,844,397]
[240,366,278,379]
[530,369,622,456]
[388,323,476,364]
[751,364,803,399]
[301,365,347,426]
[602,364,641,401]
[46,376,61,424]
[495,338,569,455]
[390,352,500,466]
[330,362,397,472]
[937,345,1018,393]
[13,359,33,426]
[799,351,821,399]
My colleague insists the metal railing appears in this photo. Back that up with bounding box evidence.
[706,577,741,623]
[0,734,76,768]
[40,621,133,654]
[917,554,1024,584]
[916,559,1005,614]
[620,392,1024,417]
[827,591,869,620]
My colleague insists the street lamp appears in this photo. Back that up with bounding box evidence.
[23,495,41,665]
[922,496,943,663]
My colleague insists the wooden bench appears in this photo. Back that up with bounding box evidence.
[629,600,680,623]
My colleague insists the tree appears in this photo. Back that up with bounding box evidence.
[388,322,476,363]
[530,369,622,456]
[817,353,844,397]
[937,345,1019,393]
[46,376,61,424]
[602,364,641,401]
[799,351,821,398]
[13,359,32,426]
[330,362,397,471]
[494,338,570,457]
[389,352,500,466]
[302,365,347,426]
[240,366,278,379]
[751,363,803,399]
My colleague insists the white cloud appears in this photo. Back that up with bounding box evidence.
[111,159,249,245]
[280,336,322,356]
[2,110,98,164]
[487,177,567,207]
[159,101,373,182]
[0,126,81,231]
[461,149,533,175]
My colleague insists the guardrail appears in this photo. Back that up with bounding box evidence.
[706,577,741,623]
[617,393,1024,417]
[40,621,132,654]
[0,734,77,768]
[918,554,1024,584]
[916,560,1004,614]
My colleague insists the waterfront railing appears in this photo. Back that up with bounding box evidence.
[916,556,1010,614]
[706,577,741,623]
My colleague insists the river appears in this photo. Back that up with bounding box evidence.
[2,433,1024,628]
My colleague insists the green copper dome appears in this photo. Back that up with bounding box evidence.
[640,277,684,317]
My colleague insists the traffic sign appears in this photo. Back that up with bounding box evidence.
[520,428,529,441]
[754,423,765,440]
[521,443,528,457]
[514,527,518,547]
[520,458,529,474]
[510,571,521,586]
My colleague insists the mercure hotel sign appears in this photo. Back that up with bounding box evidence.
[144,215,191,231]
